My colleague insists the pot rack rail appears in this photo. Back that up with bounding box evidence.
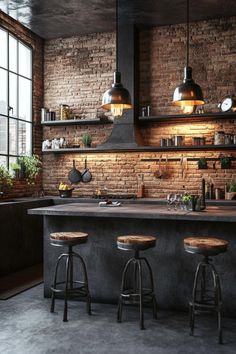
[141,157,236,162]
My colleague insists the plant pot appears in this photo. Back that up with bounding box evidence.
[225,192,236,200]
[198,159,207,169]
[198,162,207,169]
[221,162,231,169]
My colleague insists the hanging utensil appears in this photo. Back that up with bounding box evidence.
[68,159,82,184]
[81,158,92,183]
[180,156,184,178]
[183,157,188,179]
[154,155,162,178]
[163,155,169,178]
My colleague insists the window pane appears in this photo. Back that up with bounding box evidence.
[9,73,18,118]
[9,35,17,73]
[9,118,17,155]
[19,77,32,121]
[0,156,7,167]
[0,28,7,69]
[0,69,8,115]
[19,42,32,78]
[0,116,8,154]
[18,121,32,155]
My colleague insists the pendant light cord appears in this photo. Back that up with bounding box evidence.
[116,0,118,71]
[186,0,189,67]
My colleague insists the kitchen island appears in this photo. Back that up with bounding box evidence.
[28,202,236,315]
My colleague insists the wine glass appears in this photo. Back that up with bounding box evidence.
[167,193,175,210]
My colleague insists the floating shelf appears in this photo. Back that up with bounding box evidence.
[41,118,113,126]
[42,144,236,154]
[139,112,236,124]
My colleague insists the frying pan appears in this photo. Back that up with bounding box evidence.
[68,160,82,183]
[81,158,92,183]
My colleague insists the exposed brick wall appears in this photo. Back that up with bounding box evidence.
[44,32,116,121]
[42,17,236,199]
[43,150,236,199]
[0,11,44,197]
[139,16,236,115]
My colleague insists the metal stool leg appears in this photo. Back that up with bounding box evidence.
[190,261,203,335]
[117,258,134,323]
[211,264,223,344]
[50,253,67,313]
[73,252,92,315]
[143,257,158,319]
[137,259,144,330]
[63,255,70,322]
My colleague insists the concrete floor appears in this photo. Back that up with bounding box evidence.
[0,284,235,354]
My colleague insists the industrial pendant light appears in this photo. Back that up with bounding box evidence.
[101,0,132,118]
[173,0,204,113]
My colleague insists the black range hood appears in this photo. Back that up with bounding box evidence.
[99,25,143,149]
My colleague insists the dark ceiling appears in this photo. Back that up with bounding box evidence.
[0,0,236,39]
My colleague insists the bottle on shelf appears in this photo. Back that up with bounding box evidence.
[137,174,144,198]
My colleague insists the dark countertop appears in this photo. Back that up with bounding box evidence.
[28,202,236,222]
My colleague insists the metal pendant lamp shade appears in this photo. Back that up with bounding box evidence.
[101,72,132,117]
[173,0,205,109]
[101,0,132,117]
[173,66,204,107]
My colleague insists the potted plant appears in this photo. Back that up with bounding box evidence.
[18,155,42,185]
[225,179,236,200]
[181,194,193,210]
[10,162,21,179]
[220,156,231,169]
[82,133,92,148]
[0,165,13,195]
[198,157,208,169]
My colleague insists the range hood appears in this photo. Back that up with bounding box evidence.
[99,24,143,149]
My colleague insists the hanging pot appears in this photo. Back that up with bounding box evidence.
[68,160,82,184]
[81,158,92,183]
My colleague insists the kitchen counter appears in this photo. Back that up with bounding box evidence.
[28,202,236,222]
[28,201,236,315]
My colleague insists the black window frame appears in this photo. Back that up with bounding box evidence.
[0,26,33,168]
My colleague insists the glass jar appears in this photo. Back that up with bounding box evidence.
[60,104,70,120]
[214,131,225,145]
[224,134,232,145]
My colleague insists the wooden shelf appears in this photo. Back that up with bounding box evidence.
[42,144,236,154]
[41,118,113,126]
[139,112,236,124]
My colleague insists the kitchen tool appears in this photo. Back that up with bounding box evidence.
[162,156,169,178]
[154,156,162,178]
[68,160,82,183]
[81,158,92,183]
[183,157,188,179]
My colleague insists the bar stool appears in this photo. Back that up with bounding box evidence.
[117,235,158,329]
[184,237,228,344]
[50,232,91,322]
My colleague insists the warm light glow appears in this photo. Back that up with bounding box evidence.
[110,104,124,117]
[182,105,195,114]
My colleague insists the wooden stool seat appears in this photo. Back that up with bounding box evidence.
[50,232,88,245]
[117,235,156,251]
[184,236,229,343]
[184,237,228,256]
[50,231,91,321]
[117,234,157,329]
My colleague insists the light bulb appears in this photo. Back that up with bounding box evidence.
[110,104,124,117]
[182,105,195,114]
